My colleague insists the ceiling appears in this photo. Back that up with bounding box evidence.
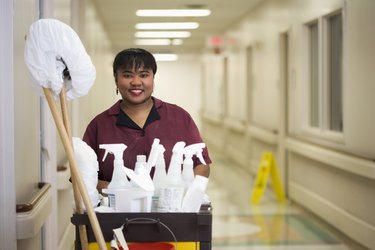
[91,0,264,55]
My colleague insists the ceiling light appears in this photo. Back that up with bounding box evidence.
[135,22,199,30]
[135,39,171,46]
[135,39,183,46]
[136,9,211,17]
[153,54,178,61]
[171,39,183,45]
[135,31,191,38]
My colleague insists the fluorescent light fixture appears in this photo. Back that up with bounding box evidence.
[135,39,183,46]
[135,31,191,38]
[135,22,199,30]
[135,39,171,46]
[171,39,183,45]
[136,9,211,17]
[153,54,178,61]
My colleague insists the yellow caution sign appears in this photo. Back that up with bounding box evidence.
[251,151,286,204]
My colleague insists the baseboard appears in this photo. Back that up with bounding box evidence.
[290,182,375,250]
[59,222,75,250]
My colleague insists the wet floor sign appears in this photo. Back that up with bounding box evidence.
[251,151,286,204]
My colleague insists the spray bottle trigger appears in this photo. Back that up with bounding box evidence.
[196,151,207,165]
[102,149,109,161]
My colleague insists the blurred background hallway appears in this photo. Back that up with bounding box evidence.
[207,149,368,250]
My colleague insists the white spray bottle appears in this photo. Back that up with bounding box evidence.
[151,144,167,212]
[181,175,209,212]
[167,141,186,182]
[146,138,160,174]
[182,143,207,186]
[153,145,167,184]
[157,141,186,212]
[131,155,150,188]
[99,143,130,190]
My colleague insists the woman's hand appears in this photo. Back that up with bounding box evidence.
[97,180,109,195]
[193,164,210,178]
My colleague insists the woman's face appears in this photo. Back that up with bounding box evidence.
[116,65,154,106]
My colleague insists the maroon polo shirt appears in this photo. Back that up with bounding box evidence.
[83,97,211,182]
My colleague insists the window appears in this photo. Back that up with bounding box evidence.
[305,10,343,138]
[308,21,320,128]
[327,13,343,132]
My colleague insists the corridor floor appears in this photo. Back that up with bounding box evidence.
[206,151,367,250]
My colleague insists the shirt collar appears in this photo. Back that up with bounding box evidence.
[116,97,160,129]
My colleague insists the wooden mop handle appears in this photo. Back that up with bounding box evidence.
[43,88,107,250]
[59,88,89,250]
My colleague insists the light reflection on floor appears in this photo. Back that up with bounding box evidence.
[206,152,359,250]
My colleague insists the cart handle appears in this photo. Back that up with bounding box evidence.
[122,218,178,250]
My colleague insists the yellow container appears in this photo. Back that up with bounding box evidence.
[86,241,197,250]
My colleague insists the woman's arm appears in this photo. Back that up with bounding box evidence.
[97,180,109,195]
[193,164,210,177]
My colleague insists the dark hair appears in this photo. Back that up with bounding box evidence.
[113,48,157,77]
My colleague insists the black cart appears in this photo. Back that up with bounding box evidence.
[71,205,212,250]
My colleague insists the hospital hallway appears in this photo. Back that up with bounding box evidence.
[2,0,375,249]
[206,150,368,250]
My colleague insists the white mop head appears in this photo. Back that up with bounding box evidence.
[72,137,100,208]
[24,18,96,100]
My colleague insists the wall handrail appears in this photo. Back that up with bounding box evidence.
[286,137,375,180]
[247,124,279,145]
[16,182,51,213]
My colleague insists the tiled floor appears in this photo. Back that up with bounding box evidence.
[206,151,366,250]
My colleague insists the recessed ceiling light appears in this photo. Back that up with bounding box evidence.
[136,9,211,17]
[135,22,199,30]
[135,31,191,38]
[135,39,183,46]
[171,39,183,45]
[135,39,171,46]
[153,53,178,61]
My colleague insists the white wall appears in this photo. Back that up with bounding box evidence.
[154,55,202,128]
[13,1,43,249]
[0,1,16,249]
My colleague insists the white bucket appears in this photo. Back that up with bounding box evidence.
[103,188,154,212]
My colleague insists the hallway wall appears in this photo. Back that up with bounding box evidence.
[200,0,375,249]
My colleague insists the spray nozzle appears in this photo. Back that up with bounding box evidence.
[99,143,127,162]
[171,141,186,164]
[167,141,186,179]
[183,143,207,165]
[155,144,166,167]
[146,138,160,173]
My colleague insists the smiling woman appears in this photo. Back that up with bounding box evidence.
[82,48,211,195]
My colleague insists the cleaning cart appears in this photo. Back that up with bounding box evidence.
[71,204,212,250]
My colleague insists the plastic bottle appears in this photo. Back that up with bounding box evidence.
[151,145,167,212]
[166,141,186,182]
[157,141,186,212]
[181,175,209,212]
[99,143,130,209]
[131,155,148,187]
[153,145,167,184]
[181,143,207,186]
[99,143,130,190]
[146,138,160,174]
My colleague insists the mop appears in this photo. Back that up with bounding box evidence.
[24,19,106,250]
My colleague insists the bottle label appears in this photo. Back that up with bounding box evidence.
[151,195,159,212]
[157,186,185,212]
[108,193,116,209]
